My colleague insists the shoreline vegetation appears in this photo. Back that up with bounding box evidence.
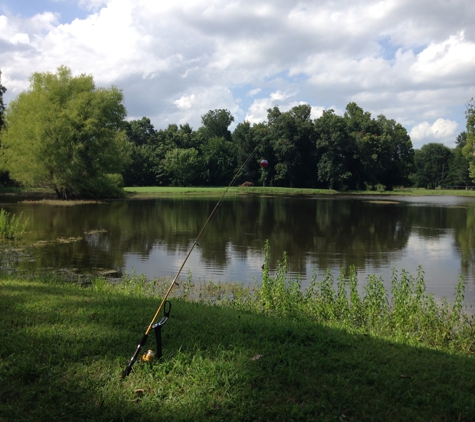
[2,185,475,201]
[124,185,475,198]
[2,241,475,421]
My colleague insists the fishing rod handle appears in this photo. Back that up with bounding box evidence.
[122,333,148,379]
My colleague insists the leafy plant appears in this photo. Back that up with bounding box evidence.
[0,209,28,240]
[242,243,475,353]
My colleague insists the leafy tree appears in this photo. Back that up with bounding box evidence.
[456,131,467,149]
[413,143,452,189]
[200,109,234,141]
[126,117,156,146]
[201,136,236,185]
[267,104,317,188]
[444,132,471,187]
[0,73,15,187]
[344,103,381,189]
[153,124,204,185]
[163,148,201,186]
[122,118,161,186]
[0,66,130,198]
[0,74,6,132]
[462,99,475,182]
[342,103,414,190]
[315,109,358,190]
[375,116,414,190]
[232,121,255,174]
[231,120,275,186]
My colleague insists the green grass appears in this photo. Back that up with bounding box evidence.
[2,254,475,421]
[5,185,475,199]
[124,186,338,197]
[124,185,475,198]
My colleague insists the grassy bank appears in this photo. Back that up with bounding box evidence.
[2,258,475,421]
[123,186,338,197]
[124,185,475,198]
[2,185,475,200]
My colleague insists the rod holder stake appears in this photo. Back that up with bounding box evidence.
[151,300,171,359]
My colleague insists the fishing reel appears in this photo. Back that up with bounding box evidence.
[141,300,172,363]
[122,300,172,378]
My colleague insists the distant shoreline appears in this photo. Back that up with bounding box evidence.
[1,185,475,202]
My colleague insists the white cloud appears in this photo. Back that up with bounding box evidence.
[9,33,29,44]
[0,0,474,144]
[247,88,261,97]
[174,94,196,110]
[410,118,459,148]
[245,91,298,124]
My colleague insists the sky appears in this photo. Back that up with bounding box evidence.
[1,0,474,149]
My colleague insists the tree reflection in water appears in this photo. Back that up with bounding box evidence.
[4,194,475,303]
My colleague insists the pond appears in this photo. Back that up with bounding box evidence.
[2,194,475,304]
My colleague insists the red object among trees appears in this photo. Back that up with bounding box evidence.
[260,159,268,168]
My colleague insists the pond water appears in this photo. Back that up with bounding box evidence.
[2,194,475,304]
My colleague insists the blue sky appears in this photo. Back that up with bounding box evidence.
[0,0,89,23]
[1,0,475,148]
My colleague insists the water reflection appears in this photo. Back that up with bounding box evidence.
[2,194,475,303]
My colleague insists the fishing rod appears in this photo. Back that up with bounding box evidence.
[122,143,263,379]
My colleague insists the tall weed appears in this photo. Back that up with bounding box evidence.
[0,209,29,240]
[258,240,303,318]
[243,243,475,353]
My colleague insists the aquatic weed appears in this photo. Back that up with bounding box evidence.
[0,209,28,240]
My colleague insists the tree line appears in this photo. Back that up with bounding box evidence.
[0,66,474,199]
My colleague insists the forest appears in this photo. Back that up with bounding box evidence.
[122,107,472,191]
[0,67,474,198]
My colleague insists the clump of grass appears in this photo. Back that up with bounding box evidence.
[0,209,29,240]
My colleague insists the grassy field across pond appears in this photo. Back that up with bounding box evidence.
[1,265,475,421]
[124,185,475,198]
[1,185,475,200]
[124,186,338,197]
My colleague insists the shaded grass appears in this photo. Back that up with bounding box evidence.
[1,273,475,421]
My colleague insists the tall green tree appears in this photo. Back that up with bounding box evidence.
[201,136,236,185]
[315,109,358,190]
[1,66,130,198]
[343,103,381,189]
[232,120,273,185]
[462,99,475,182]
[199,109,235,141]
[0,73,6,132]
[123,117,161,186]
[375,115,414,190]
[267,104,317,188]
[0,73,14,187]
[413,143,452,189]
[163,148,201,186]
[342,103,414,190]
[126,117,156,146]
[445,132,471,187]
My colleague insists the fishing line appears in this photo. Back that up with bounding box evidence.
[122,143,261,378]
